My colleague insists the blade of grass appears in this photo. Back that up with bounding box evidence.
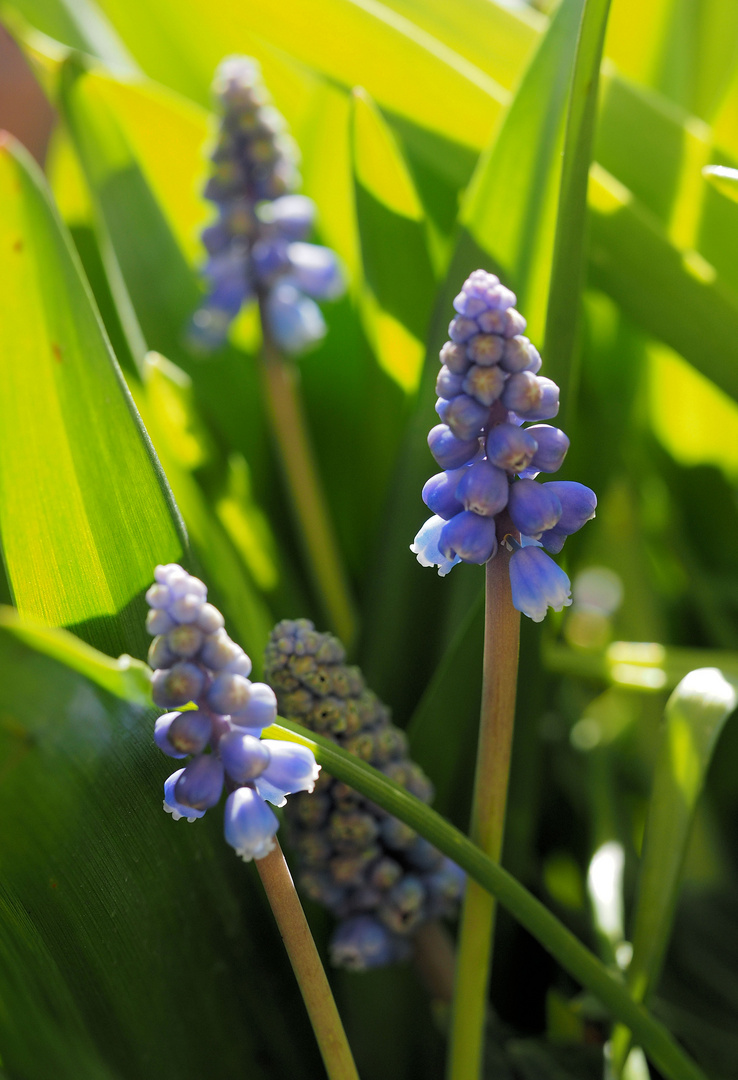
[544,0,613,412]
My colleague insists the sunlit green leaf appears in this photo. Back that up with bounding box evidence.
[702,162,738,202]
[381,0,544,91]
[351,88,435,395]
[6,0,137,69]
[90,0,508,150]
[457,0,586,341]
[0,134,184,658]
[610,667,738,1070]
[544,0,612,406]
[588,163,738,403]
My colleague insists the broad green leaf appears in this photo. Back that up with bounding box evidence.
[603,0,674,95]
[610,667,738,1071]
[603,0,738,122]
[0,134,184,659]
[0,625,321,1080]
[543,0,613,408]
[587,163,738,403]
[6,0,137,69]
[594,69,716,247]
[458,0,587,342]
[350,88,436,394]
[90,0,508,150]
[647,341,738,481]
[132,357,278,669]
[381,0,545,91]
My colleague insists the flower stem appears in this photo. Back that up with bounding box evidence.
[413,920,457,1008]
[258,319,357,646]
[447,548,521,1080]
[256,841,360,1080]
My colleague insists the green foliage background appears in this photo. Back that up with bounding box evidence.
[2,0,738,1077]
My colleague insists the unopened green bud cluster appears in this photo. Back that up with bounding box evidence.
[264,620,463,970]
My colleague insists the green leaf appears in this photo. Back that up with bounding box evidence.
[380,0,545,91]
[5,0,138,69]
[132,355,279,670]
[0,610,711,1080]
[544,638,738,691]
[0,606,152,704]
[543,0,613,408]
[350,87,436,395]
[456,0,587,341]
[89,0,508,149]
[610,667,738,1071]
[266,718,709,1080]
[405,593,484,827]
[0,134,185,658]
[0,626,322,1080]
[587,163,738,403]
[702,163,738,202]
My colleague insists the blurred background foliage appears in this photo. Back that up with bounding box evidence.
[1,0,738,1077]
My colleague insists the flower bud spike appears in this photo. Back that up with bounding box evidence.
[146,563,318,852]
[263,620,465,970]
[189,57,345,354]
[415,272,597,1079]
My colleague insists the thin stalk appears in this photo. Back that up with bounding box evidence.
[412,920,457,1008]
[258,314,357,646]
[447,548,521,1080]
[256,841,360,1080]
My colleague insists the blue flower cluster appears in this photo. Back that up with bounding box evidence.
[411,270,597,622]
[147,564,319,860]
[264,619,464,971]
[189,56,345,354]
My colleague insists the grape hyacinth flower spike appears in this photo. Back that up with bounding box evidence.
[263,619,464,971]
[411,269,596,621]
[189,56,345,353]
[147,563,320,860]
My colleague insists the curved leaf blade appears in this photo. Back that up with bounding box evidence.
[0,134,185,658]
[610,667,738,1070]
[266,718,708,1080]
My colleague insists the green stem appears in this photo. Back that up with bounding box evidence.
[256,840,360,1080]
[266,718,709,1080]
[259,321,357,646]
[447,550,520,1080]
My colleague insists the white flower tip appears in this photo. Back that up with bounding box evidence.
[240,837,276,862]
[163,800,198,823]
